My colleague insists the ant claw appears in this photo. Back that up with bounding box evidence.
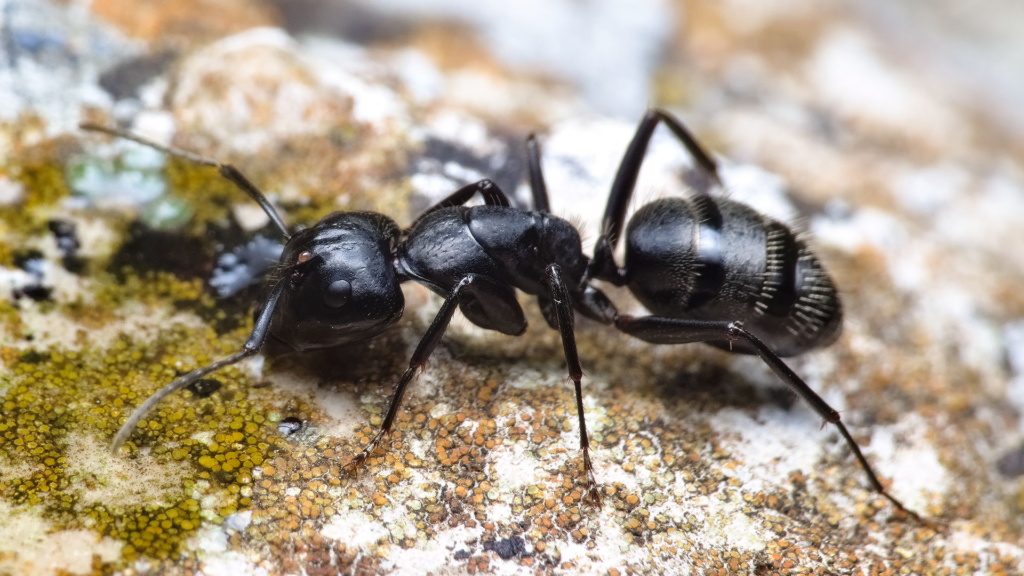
[345,430,389,472]
[883,494,942,530]
[343,453,369,473]
[582,484,603,509]
[580,450,602,508]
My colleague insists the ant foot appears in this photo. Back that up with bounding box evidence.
[582,481,603,509]
[343,451,369,474]
[883,493,942,530]
[345,430,389,472]
[581,449,602,509]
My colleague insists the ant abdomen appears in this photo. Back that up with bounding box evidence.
[623,194,842,357]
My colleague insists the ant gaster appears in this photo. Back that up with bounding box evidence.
[82,109,924,520]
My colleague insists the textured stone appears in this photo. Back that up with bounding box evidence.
[1,0,1023,575]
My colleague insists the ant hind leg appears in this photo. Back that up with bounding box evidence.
[615,314,930,524]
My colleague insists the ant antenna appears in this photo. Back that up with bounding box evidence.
[110,277,289,452]
[79,122,292,241]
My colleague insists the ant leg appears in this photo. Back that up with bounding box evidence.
[434,179,513,209]
[525,134,551,212]
[455,275,527,335]
[546,264,601,506]
[615,314,927,523]
[588,109,722,284]
[646,109,722,190]
[346,274,526,468]
[603,110,722,241]
[347,277,469,468]
[111,277,290,452]
[79,123,291,240]
[409,179,513,230]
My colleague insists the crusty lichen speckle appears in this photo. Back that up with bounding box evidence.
[0,131,345,570]
[0,303,288,564]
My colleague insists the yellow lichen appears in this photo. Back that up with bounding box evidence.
[0,144,303,569]
[0,311,289,565]
[0,158,71,234]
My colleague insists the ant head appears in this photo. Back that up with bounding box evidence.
[270,212,405,351]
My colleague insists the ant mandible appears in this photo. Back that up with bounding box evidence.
[81,108,924,520]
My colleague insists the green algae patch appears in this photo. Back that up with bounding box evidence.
[0,300,27,343]
[0,321,286,567]
[92,270,208,311]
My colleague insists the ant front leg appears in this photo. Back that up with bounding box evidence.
[546,264,602,507]
[111,277,290,452]
[346,273,526,469]
[615,314,927,523]
[346,276,470,469]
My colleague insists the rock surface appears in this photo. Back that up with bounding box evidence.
[1,1,1023,575]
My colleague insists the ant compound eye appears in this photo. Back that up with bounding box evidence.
[323,279,352,308]
[297,250,313,264]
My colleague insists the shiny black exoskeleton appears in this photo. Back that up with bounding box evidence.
[586,110,842,357]
[82,109,922,519]
[613,195,842,356]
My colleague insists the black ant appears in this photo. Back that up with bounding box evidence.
[81,109,924,521]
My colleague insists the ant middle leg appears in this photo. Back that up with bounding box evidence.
[615,314,926,522]
[410,179,513,230]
